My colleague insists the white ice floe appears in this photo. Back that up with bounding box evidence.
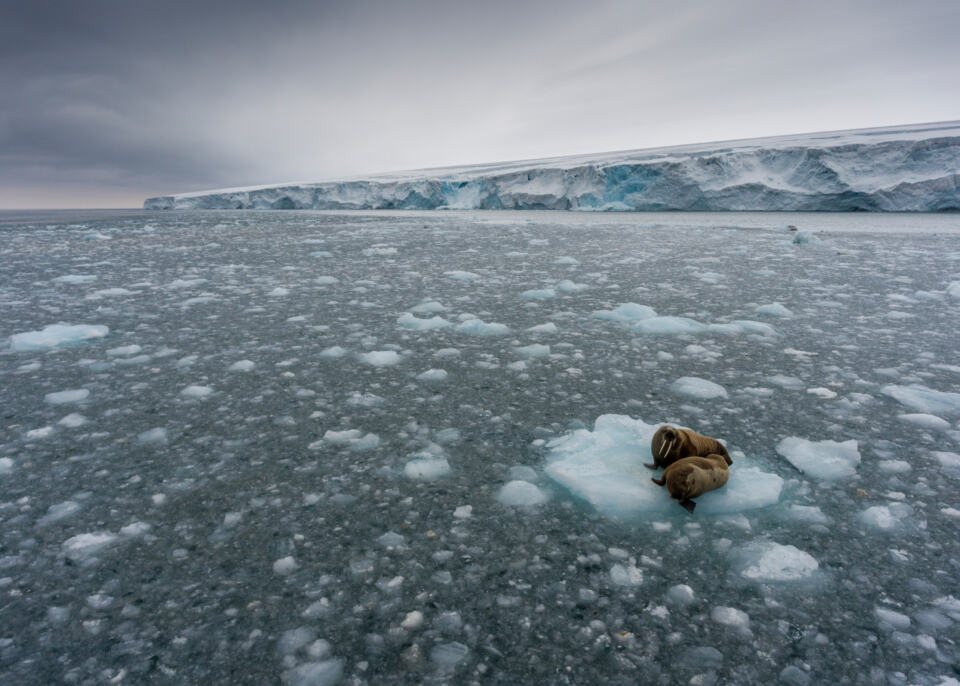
[732,541,819,582]
[267,287,289,297]
[882,384,960,416]
[62,532,119,560]
[527,322,558,333]
[9,324,108,351]
[666,584,695,605]
[44,389,90,405]
[754,303,793,317]
[321,430,380,451]
[416,369,448,382]
[106,344,142,357]
[273,556,298,575]
[898,413,950,431]
[555,279,588,293]
[933,452,960,470]
[58,413,86,427]
[521,288,556,299]
[455,319,510,336]
[53,274,97,284]
[229,360,256,372]
[319,346,347,358]
[397,313,451,330]
[358,350,402,366]
[875,606,912,630]
[592,303,657,323]
[412,300,447,313]
[514,344,550,359]
[670,376,728,400]
[0,458,13,475]
[404,456,451,480]
[497,480,548,507]
[181,385,213,399]
[281,659,344,686]
[545,415,782,518]
[859,503,913,530]
[775,437,861,480]
[138,427,168,445]
[445,270,480,281]
[314,275,339,285]
[39,501,82,526]
[609,562,644,586]
[635,316,707,335]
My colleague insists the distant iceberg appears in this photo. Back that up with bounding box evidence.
[146,121,960,212]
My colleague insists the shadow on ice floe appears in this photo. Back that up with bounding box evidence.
[544,414,784,518]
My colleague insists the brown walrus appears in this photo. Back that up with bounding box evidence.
[651,453,733,514]
[646,425,729,470]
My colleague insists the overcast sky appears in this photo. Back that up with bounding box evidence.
[2,0,958,208]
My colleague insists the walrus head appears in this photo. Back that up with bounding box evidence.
[654,425,679,461]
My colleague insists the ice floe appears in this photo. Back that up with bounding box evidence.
[775,437,861,480]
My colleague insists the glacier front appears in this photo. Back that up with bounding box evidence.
[145,121,960,212]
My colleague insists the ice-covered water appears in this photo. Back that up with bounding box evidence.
[1,209,960,685]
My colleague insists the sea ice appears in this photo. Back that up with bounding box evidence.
[44,389,90,405]
[882,384,960,416]
[9,324,109,351]
[732,541,819,582]
[397,313,451,330]
[497,480,548,507]
[592,303,657,323]
[521,288,556,299]
[404,456,451,480]
[670,376,728,400]
[634,316,707,335]
[555,279,588,293]
[860,504,913,530]
[754,303,793,317]
[545,415,782,518]
[358,350,402,366]
[514,344,550,359]
[181,385,214,399]
[416,369,448,382]
[229,360,256,372]
[445,270,480,281]
[455,319,510,336]
[106,344,142,357]
[775,437,861,479]
[62,532,119,560]
[898,413,950,431]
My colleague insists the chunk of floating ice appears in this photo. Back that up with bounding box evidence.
[712,606,751,634]
[416,369,448,382]
[708,320,778,336]
[9,324,108,351]
[319,345,347,359]
[229,360,256,372]
[0,458,13,475]
[62,532,119,560]
[455,319,510,336]
[181,385,213,399]
[322,430,380,451]
[412,300,447,313]
[404,456,451,480]
[934,451,960,470]
[267,287,289,297]
[666,584,695,605]
[58,413,86,427]
[521,288,556,299]
[787,505,830,524]
[514,344,550,359]
[314,275,339,285]
[882,384,960,416]
[898,413,950,431]
[282,659,345,686]
[875,606,911,630]
[732,541,819,582]
[670,376,728,400]
[377,531,406,548]
[358,350,402,366]
[445,270,480,281]
[610,562,643,586]
[527,322,558,333]
[44,389,89,405]
[53,274,97,284]
[138,427,168,444]
[806,387,837,399]
[431,642,469,667]
[397,312,451,330]
[634,316,706,335]
[592,303,657,322]
[555,256,579,265]
[106,344,142,357]
[555,279,588,293]
[754,303,793,317]
[947,281,960,298]
[859,503,913,530]
[453,505,472,518]
[39,500,82,525]
[497,480,548,506]
[545,415,782,518]
[273,556,298,575]
[776,437,860,480]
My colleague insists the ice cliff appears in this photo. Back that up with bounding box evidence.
[145,121,960,212]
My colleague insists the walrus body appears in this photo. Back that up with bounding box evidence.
[646,425,729,470]
[651,453,732,513]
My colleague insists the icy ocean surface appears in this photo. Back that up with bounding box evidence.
[2,209,960,685]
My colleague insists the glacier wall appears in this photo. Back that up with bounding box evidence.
[145,121,960,212]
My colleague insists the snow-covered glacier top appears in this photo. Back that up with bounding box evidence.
[145,121,960,211]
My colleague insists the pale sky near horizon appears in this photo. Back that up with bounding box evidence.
[2,0,958,209]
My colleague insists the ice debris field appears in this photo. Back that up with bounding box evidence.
[1,209,960,685]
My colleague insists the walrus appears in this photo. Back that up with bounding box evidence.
[646,425,730,470]
[651,453,733,514]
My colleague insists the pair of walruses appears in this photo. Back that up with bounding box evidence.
[647,425,732,514]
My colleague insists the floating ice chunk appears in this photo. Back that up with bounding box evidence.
[787,505,830,524]
[314,276,339,285]
[404,456,451,480]
[860,503,913,530]
[754,303,793,317]
[947,281,960,298]
[453,505,472,519]
[322,430,380,451]
[106,344,142,357]
[62,532,119,560]
[733,541,819,582]
[610,562,643,586]
[666,584,695,605]
[377,531,406,548]
[281,659,344,686]
[455,319,510,336]
[358,350,402,366]
[555,256,579,265]
[435,428,461,444]
[401,610,424,629]
[88,287,136,298]
[120,521,151,536]
[714,320,778,336]
[634,316,706,335]
[545,415,780,518]
[515,344,550,359]
[397,313,451,330]
[319,346,347,359]
[592,303,657,322]
[431,642,469,667]
[412,300,447,313]
[933,452,960,470]
[53,274,97,284]
[445,270,480,281]
[416,369,448,382]
[497,480,548,506]
[166,278,206,289]
[711,607,751,635]
[509,465,538,481]
[57,413,85,428]
[878,460,911,473]
[45,389,89,405]
[363,246,397,256]
[273,556,298,575]
[875,607,911,630]
[776,437,860,480]
[277,627,316,655]
[807,387,837,399]
[229,360,256,372]
[898,413,950,431]
[527,322,558,333]
[555,279,588,294]
[0,458,13,475]
[521,288,556,299]
[9,324,108,351]
[346,392,385,407]
[768,375,805,390]
[181,385,213,399]
[267,287,289,297]
[434,347,460,358]
[138,427,168,445]
[882,384,960,416]
[670,376,728,400]
[26,426,54,439]
[39,501,82,525]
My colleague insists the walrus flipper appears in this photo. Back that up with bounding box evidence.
[643,461,658,470]
[679,499,696,514]
[651,476,666,486]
